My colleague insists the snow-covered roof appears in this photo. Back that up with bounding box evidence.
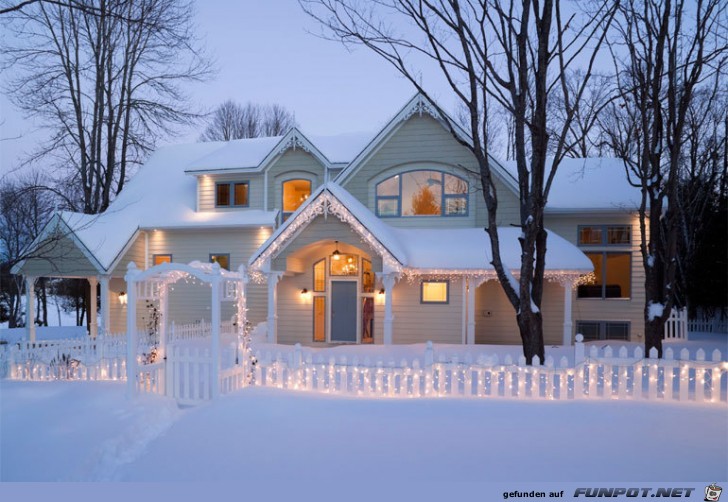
[249,181,593,274]
[306,132,375,164]
[183,129,374,173]
[391,226,593,272]
[58,142,278,272]
[184,136,283,171]
[502,157,641,211]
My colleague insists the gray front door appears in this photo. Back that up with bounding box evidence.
[331,281,357,342]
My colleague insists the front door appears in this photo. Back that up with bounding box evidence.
[330,281,357,342]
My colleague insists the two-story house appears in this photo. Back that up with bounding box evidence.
[14,94,642,347]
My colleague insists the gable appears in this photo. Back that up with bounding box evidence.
[271,216,383,272]
[339,114,521,226]
[266,149,326,212]
[14,228,103,277]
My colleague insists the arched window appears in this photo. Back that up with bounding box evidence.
[375,170,468,217]
[282,179,312,221]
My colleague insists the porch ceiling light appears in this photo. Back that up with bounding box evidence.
[118,291,128,305]
[332,241,341,261]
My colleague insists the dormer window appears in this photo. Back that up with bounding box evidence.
[375,170,468,217]
[216,182,249,207]
[282,179,312,221]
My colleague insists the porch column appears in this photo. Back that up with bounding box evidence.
[563,278,574,346]
[382,273,396,345]
[237,265,248,340]
[466,277,477,345]
[125,262,139,398]
[158,282,168,359]
[99,276,110,336]
[266,272,282,343]
[210,265,221,400]
[88,276,98,339]
[26,276,36,343]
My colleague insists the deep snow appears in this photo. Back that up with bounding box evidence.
[1,380,725,482]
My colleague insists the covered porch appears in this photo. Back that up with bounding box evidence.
[249,182,593,347]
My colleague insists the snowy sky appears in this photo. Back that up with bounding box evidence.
[0,0,455,176]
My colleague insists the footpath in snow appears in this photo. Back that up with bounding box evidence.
[1,381,725,482]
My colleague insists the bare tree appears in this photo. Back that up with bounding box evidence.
[200,100,296,141]
[302,0,617,363]
[0,173,57,327]
[675,84,727,315]
[1,0,211,215]
[548,70,614,158]
[600,0,727,357]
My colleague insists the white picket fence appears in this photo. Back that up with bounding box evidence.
[251,341,727,405]
[664,308,688,339]
[2,333,137,380]
[168,320,237,343]
[4,323,726,407]
[688,317,728,334]
[133,340,248,405]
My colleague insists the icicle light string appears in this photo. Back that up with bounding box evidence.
[250,193,401,275]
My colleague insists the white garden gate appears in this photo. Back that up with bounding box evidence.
[125,260,250,403]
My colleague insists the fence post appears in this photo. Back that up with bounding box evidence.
[574,334,585,365]
[293,343,302,370]
[425,341,434,367]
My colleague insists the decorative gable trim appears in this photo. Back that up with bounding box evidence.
[248,186,404,276]
[258,127,331,174]
[334,93,519,195]
[402,94,443,121]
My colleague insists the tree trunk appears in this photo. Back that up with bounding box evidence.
[518,310,546,364]
[644,319,664,359]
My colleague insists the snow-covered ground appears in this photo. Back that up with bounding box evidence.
[1,380,725,482]
[0,294,80,331]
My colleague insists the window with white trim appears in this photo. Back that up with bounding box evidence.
[421,280,449,304]
[375,170,468,217]
[282,179,311,221]
[576,321,630,341]
[216,182,249,207]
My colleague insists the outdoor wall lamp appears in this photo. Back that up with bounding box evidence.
[118,291,128,305]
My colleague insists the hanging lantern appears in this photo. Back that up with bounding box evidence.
[332,240,341,261]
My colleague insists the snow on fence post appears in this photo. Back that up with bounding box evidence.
[293,343,302,370]
[424,341,434,367]
[210,265,222,401]
[574,334,585,365]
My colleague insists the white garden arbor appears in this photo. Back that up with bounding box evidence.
[124,260,248,400]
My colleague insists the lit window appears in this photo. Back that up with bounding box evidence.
[210,254,230,270]
[578,225,630,245]
[361,259,374,293]
[313,296,326,342]
[313,259,326,292]
[216,182,249,207]
[577,252,631,299]
[153,254,172,266]
[421,280,449,304]
[282,179,312,221]
[375,170,468,217]
[576,321,629,341]
[330,253,358,276]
